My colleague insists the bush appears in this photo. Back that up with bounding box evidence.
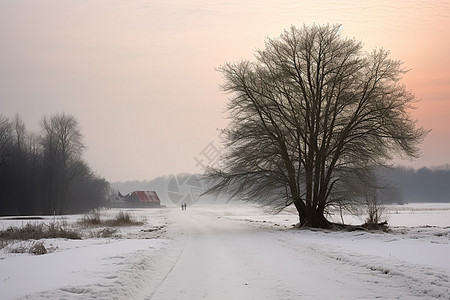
[79,209,102,226]
[360,192,389,231]
[29,241,47,255]
[5,240,55,255]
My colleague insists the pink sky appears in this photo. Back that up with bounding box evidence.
[1,0,449,181]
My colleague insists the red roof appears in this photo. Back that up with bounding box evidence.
[132,191,160,203]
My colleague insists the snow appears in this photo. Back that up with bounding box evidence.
[1,203,449,299]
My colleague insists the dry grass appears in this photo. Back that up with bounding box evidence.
[79,210,102,226]
[78,210,144,227]
[0,239,8,250]
[0,221,81,240]
[0,222,77,256]
[0,210,145,255]
[106,211,144,226]
[86,228,117,238]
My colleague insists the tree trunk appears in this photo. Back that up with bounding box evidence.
[304,207,330,229]
[293,198,306,225]
[293,199,330,229]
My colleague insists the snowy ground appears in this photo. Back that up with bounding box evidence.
[1,203,449,299]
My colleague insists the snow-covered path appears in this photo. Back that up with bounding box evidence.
[150,210,305,299]
[1,204,449,299]
[147,207,449,299]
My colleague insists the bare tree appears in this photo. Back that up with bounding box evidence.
[205,24,427,228]
[0,115,12,167]
[12,115,26,156]
[41,113,85,214]
[0,115,39,214]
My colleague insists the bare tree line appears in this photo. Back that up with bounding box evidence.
[0,113,109,216]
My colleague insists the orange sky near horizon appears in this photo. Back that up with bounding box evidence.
[1,0,449,181]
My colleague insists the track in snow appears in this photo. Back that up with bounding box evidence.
[146,207,433,299]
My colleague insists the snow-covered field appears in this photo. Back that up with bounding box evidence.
[1,203,449,299]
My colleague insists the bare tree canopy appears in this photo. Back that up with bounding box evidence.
[41,113,84,164]
[205,24,428,228]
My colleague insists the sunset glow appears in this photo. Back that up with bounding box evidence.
[1,0,449,181]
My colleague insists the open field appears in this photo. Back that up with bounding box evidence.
[1,203,449,299]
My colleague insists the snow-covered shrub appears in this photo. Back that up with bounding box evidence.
[29,241,47,255]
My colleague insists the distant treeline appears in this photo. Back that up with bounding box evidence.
[379,166,450,203]
[0,113,109,216]
[112,166,450,206]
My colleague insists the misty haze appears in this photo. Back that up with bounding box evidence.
[1,1,449,299]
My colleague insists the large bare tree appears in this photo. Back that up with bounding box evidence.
[206,24,427,228]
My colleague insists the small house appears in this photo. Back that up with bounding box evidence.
[112,190,161,208]
[129,191,161,207]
